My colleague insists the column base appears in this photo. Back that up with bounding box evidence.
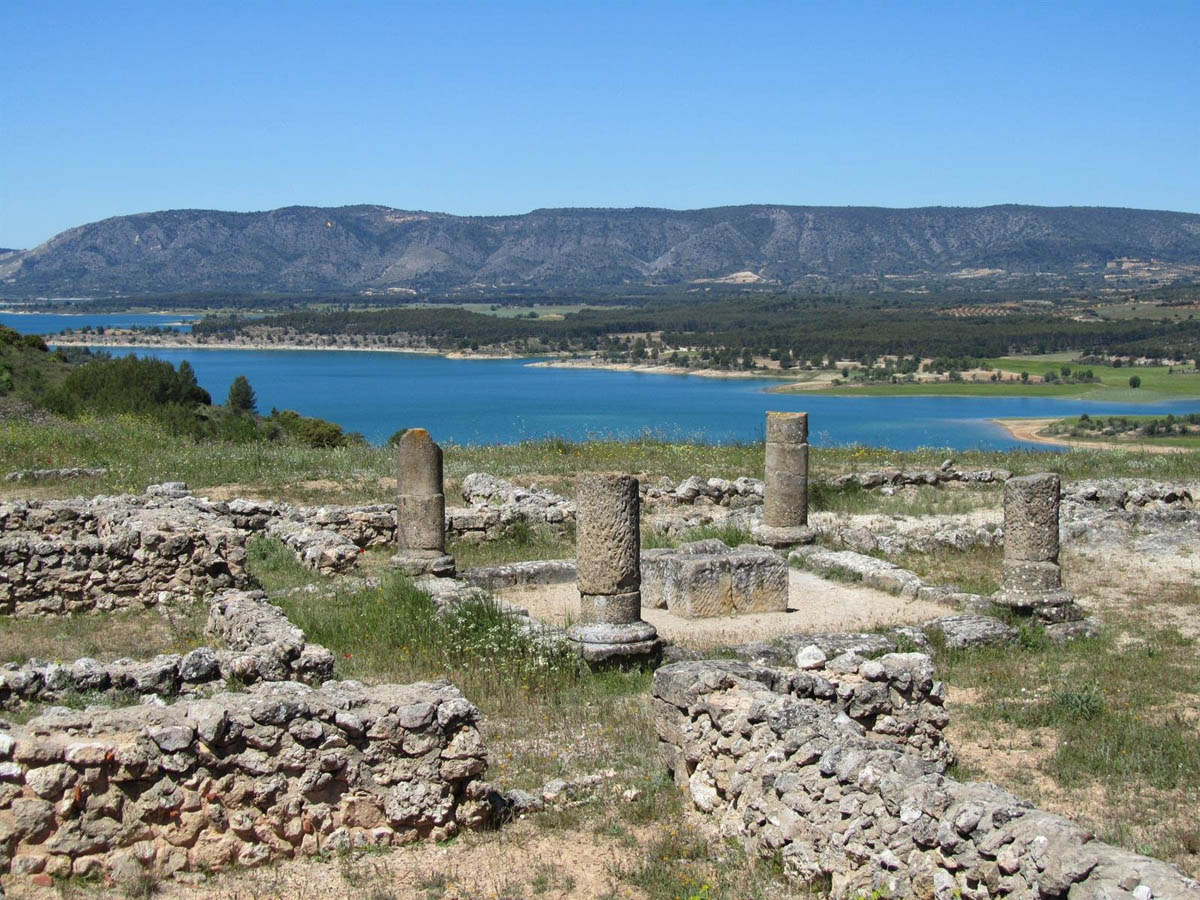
[751,523,816,549]
[567,620,661,666]
[390,551,456,578]
[994,588,1076,613]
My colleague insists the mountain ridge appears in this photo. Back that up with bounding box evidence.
[4,203,1200,296]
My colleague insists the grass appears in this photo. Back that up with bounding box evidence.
[449,520,575,569]
[611,825,814,900]
[248,536,640,720]
[886,544,1004,596]
[642,521,755,550]
[2,686,144,725]
[5,414,1200,509]
[937,615,1200,871]
[0,599,210,665]
[810,478,1002,518]
[810,355,1200,400]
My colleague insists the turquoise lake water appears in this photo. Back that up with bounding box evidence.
[6,312,1198,449]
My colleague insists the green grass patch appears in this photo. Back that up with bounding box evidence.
[449,520,575,569]
[887,544,1003,596]
[5,416,1200,507]
[938,626,1200,791]
[642,521,755,550]
[811,355,1200,400]
[612,825,812,900]
[0,599,210,665]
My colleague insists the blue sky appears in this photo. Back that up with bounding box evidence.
[2,0,1198,248]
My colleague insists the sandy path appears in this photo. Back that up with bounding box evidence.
[993,418,1194,454]
[496,569,952,650]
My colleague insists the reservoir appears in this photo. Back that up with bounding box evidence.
[4,313,1197,449]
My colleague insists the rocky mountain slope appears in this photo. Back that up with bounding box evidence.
[4,204,1200,295]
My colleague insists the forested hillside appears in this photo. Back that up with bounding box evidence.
[195,296,1200,362]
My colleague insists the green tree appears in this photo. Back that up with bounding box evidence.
[228,375,257,413]
[1128,375,1141,389]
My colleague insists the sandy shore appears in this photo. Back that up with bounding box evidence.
[992,417,1194,454]
[527,358,797,381]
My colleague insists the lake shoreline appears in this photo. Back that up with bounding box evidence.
[989,417,1194,454]
[46,334,525,361]
[525,358,794,381]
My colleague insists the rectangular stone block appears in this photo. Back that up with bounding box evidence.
[641,540,733,610]
[728,548,788,612]
[640,548,674,609]
[664,556,733,618]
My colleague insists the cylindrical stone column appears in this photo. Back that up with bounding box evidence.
[999,473,1072,613]
[753,411,815,548]
[390,428,455,577]
[568,473,660,665]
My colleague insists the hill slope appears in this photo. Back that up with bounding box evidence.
[3,204,1200,295]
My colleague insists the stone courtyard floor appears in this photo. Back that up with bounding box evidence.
[495,569,951,650]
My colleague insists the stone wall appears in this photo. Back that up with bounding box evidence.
[0,679,491,881]
[831,463,1012,490]
[0,590,334,709]
[652,658,1200,900]
[0,500,247,616]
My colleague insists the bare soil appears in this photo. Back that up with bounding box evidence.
[495,569,953,650]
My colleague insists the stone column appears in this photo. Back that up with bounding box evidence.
[998,473,1074,615]
[390,429,455,577]
[567,473,660,664]
[752,411,816,548]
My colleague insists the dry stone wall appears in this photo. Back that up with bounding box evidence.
[0,590,334,710]
[831,462,1012,490]
[0,679,491,881]
[0,498,247,616]
[653,659,1200,900]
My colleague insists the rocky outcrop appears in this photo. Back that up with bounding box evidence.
[652,659,1200,900]
[0,679,491,881]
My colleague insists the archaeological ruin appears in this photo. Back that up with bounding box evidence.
[1,413,1198,897]
[753,411,817,548]
[567,473,662,664]
[390,428,455,578]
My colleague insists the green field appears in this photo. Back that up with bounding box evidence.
[813,355,1200,400]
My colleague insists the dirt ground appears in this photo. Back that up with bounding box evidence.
[7,820,655,900]
[496,569,953,650]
